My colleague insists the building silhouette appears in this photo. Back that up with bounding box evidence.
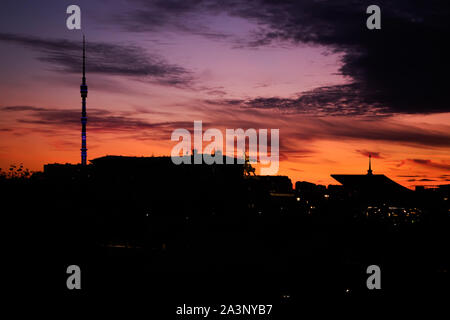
[331,155,410,199]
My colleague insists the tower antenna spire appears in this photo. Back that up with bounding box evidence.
[80,34,88,165]
[82,34,86,81]
[367,153,373,175]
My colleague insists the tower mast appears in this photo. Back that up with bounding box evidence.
[367,154,373,175]
[80,35,88,165]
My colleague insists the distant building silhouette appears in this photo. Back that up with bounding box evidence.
[331,155,410,199]
[90,155,246,215]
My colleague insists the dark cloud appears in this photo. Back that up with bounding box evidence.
[212,84,387,116]
[407,159,450,171]
[234,0,450,114]
[407,178,436,182]
[3,104,450,155]
[200,100,450,148]
[206,99,244,107]
[2,106,45,112]
[355,149,383,159]
[289,117,450,148]
[0,33,193,87]
[121,0,450,114]
[397,175,427,178]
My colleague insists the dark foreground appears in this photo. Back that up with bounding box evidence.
[4,167,449,313]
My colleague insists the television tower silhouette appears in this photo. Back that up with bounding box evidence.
[80,35,88,165]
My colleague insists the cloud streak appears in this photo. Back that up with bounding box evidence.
[3,104,450,151]
[292,117,450,148]
[1,105,198,140]
[355,150,383,159]
[0,32,193,87]
[407,159,450,171]
[210,84,388,116]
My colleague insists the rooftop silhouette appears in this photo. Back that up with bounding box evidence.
[331,155,411,198]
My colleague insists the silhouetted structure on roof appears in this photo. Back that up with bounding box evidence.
[367,154,373,175]
[331,155,410,199]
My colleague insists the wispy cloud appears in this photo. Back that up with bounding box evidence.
[3,104,450,159]
[1,105,196,140]
[0,32,193,87]
[209,84,388,116]
[355,149,383,159]
[407,159,450,171]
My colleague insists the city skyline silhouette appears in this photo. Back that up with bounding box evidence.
[0,0,449,307]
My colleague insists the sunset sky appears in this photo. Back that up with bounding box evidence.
[1,0,449,188]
